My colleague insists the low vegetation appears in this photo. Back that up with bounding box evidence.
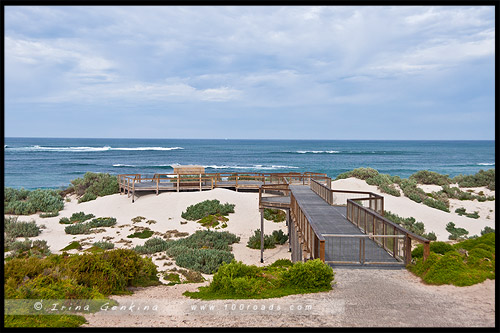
[446,222,469,240]
[246,229,289,249]
[61,172,119,203]
[4,187,64,215]
[181,199,235,220]
[408,233,495,286]
[184,259,334,300]
[264,208,286,222]
[383,211,437,240]
[133,230,240,274]
[197,214,228,229]
[64,217,117,235]
[127,229,154,239]
[4,249,160,327]
[454,207,480,219]
[59,211,95,224]
[335,168,495,213]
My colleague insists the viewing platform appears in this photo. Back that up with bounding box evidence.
[118,169,430,267]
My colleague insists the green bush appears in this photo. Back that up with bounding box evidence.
[133,237,170,254]
[481,226,495,235]
[197,214,228,228]
[175,248,234,274]
[264,209,286,222]
[408,233,495,286]
[87,217,117,228]
[336,167,379,180]
[127,229,154,239]
[6,239,51,260]
[453,169,495,190]
[5,216,41,238]
[383,211,435,239]
[247,229,278,249]
[185,259,334,300]
[422,197,450,212]
[409,170,451,186]
[174,230,240,252]
[39,211,59,218]
[4,188,64,215]
[60,241,82,251]
[446,222,469,240]
[64,223,92,235]
[93,241,115,250]
[181,199,235,220]
[67,172,119,203]
[272,230,288,245]
[411,241,456,259]
[281,259,334,290]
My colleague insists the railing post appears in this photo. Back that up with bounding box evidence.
[405,235,412,265]
[320,239,325,262]
[423,241,430,262]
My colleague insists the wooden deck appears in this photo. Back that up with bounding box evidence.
[119,171,430,266]
[289,186,402,266]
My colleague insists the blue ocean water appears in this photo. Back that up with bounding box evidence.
[3,138,495,190]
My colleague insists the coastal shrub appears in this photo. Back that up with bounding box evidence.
[185,259,334,300]
[365,173,401,196]
[269,259,294,268]
[61,241,83,251]
[39,211,59,218]
[453,169,495,190]
[133,237,170,254]
[78,192,97,203]
[409,170,451,186]
[454,207,480,219]
[408,233,495,286]
[70,212,96,223]
[64,223,92,235]
[383,211,434,239]
[67,172,119,203]
[4,216,41,238]
[335,167,379,180]
[422,197,449,212]
[446,222,469,240]
[87,217,117,228]
[131,216,146,223]
[175,248,234,274]
[93,241,115,250]
[411,242,456,259]
[264,208,287,222]
[173,230,240,252]
[247,229,278,249]
[127,229,154,239]
[481,227,495,235]
[181,199,235,220]
[4,188,64,215]
[6,239,51,260]
[197,214,228,228]
[272,230,289,245]
[281,259,334,290]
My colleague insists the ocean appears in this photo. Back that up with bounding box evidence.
[3,138,495,190]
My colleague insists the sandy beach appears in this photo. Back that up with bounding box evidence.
[7,178,496,327]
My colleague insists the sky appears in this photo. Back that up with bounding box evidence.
[4,5,495,140]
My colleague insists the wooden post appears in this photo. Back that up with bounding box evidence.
[260,208,264,263]
[287,209,291,252]
[423,241,430,262]
[320,239,325,262]
[393,227,398,258]
[156,176,159,195]
[177,176,180,192]
[199,174,202,191]
[235,174,238,192]
[405,235,412,265]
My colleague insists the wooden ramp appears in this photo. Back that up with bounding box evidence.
[289,185,403,267]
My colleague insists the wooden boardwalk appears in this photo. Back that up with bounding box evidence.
[289,186,402,266]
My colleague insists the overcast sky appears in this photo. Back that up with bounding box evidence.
[4,5,495,140]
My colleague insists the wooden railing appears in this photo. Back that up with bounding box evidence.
[309,179,430,264]
[258,183,291,209]
[290,191,325,261]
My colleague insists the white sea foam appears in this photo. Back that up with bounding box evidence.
[295,150,339,154]
[477,163,495,166]
[204,164,298,170]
